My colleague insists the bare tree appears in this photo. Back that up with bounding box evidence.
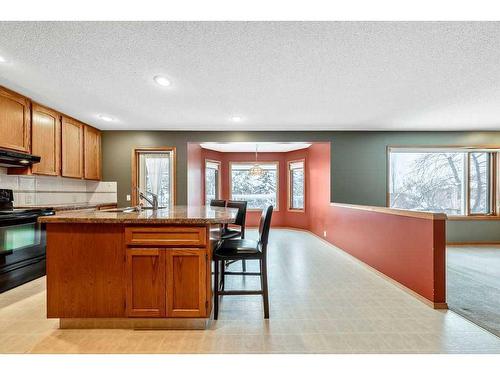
[391,152,488,214]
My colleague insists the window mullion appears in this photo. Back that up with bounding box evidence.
[465,153,468,215]
[492,153,497,215]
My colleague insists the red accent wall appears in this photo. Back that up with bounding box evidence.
[189,142,446,305]
[322,205,446,304]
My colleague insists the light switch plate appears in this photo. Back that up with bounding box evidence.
[126,194,131,201]
[323,230,327,238]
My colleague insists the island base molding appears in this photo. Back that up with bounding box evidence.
[59,318,209,330]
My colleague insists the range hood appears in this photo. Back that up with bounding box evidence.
[0,149,41,168]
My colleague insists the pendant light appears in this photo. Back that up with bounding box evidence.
[249,144,265,177]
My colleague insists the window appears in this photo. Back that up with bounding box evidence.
[388,148,495,216]
[205,160,221,205]
[288,160,305,211]
[133,148,175,208]
[230,162,278,209]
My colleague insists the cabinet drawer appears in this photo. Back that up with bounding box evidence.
[125,226,207,247]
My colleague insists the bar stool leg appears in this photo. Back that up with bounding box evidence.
[260,258,269,319]
[214,259,219,320]
[220,259,225,291]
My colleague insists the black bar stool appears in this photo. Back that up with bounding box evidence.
[221,200,248,271]
[209,199,226,239]
[210,199,226,207]
[213,205,273,320]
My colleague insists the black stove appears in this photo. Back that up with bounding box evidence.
[0,188,55,293]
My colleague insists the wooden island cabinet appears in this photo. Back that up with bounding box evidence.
[125,226,208,318]
[40,206,237,328]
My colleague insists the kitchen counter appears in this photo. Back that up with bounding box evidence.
[17,202,117,211]
[43,205,238,328]
[39,205,237,224]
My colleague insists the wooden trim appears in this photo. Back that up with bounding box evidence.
[204,158,222,203]
[287,158,306,212]
[388,145,500,151]
[131,147,176,207]
[447,215,500,221]
[447,242,500,246]
[331,202,447,220]
[228,160,280,211]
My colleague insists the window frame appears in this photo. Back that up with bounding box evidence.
[229,160,280,211]
[131,147,176,207]
[386,146,498,219]
[287,159,306,212]
[204,158,222,205]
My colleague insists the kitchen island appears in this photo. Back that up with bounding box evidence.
[39,206,237,329]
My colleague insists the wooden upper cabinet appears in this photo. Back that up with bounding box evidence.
[61,116,84,178]
[31,104,61,176]
[0,86,30,152]
[84,125,101,180]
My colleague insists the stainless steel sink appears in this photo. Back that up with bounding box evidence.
[103,206,168,213]
[103,206,141,213]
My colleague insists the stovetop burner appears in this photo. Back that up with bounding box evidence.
[0,189,54,218]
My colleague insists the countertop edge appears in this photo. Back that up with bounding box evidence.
[39,218,235,224]
[16,202,118,211]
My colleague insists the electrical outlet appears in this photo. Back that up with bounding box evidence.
[126,194,131,201]
[323,230,327,238]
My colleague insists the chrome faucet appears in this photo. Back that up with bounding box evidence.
[136,188,159,210]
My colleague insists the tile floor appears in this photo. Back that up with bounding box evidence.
[1,229,500,354]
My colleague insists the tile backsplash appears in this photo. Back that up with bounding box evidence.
[0,167,117,207]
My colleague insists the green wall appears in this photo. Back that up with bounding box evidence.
[102,130,500,243]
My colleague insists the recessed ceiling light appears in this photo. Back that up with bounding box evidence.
[231,116,242,122]
[153,75,171,87]
[0,56,7,63]
[98,114,114,122]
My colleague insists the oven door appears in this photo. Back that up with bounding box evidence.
[0,213,47,292]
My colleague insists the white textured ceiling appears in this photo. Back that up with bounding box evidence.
[0,22,500,131]
[200,142,311,153]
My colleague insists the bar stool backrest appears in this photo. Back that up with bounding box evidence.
[258,205,273,254]
[226,200,247,228]
[210,199,226,207]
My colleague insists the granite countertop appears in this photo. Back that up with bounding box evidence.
[38,205,238,225]
[15,202,117,211]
